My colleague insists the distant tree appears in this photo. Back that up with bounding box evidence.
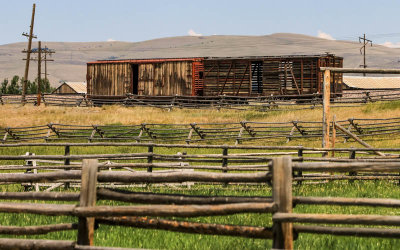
[0,76,55,94]
[0,78,8,94]
[42,78,55,93]
[6,76,21,94]
[26,79,37,94]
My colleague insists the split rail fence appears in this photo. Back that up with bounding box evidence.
[2,117,400,144]
[1,89,400,110]
[0,155,400,249]
[3,142,400,187]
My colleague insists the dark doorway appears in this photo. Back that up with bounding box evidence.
[131,64,139,95]
[251,61,263,94]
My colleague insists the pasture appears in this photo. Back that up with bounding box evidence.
[1,102,400,249]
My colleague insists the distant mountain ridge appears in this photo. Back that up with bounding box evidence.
[1,33,399,87]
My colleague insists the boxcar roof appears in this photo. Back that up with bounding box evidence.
[87,54,342,64]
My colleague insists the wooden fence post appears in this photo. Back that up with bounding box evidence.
[349,149,356,183]
[64,145,70,189]
[222,147,228,173]
[272,156,293,250]
[222,147,228,186]
[77,159,98,246]
[331,115,336,158]
[297,148,303,186]
[322,69,331,157]
[147,146,154,172]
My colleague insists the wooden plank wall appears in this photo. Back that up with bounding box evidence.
[203,60,251,96]
[138,64,154,95]
[139,61,192,96]
[263,58,318,95]
[262,56,343,95]
[87,63,131,96]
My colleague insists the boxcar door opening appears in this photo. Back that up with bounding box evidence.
[131,64,139,95]
[251,61,263,94]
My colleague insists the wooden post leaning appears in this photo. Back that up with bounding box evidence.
[77,159,98,246]
[272,157,293,250]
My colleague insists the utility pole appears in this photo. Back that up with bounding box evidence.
[22,44,55,106]
[359,33,372,77]
[44,46,48,83]
[43,46,55,83]
[22,3,37,105]
[37,41,41,106]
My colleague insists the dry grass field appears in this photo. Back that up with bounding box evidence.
[1,101,400,128]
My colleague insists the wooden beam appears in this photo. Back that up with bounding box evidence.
[272,157,293,250]
[334,122,385,156]
[77,159,98,246]
[220,62,233,95]
[322,70,330,155]
[289,67,301,95]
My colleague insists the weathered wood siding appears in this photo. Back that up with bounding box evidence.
[53,84,76,94]
[262,56,343,95]
[138,64,154,95]
[87,63,131,96]
[203,60,251,96]
[138,61,192,96]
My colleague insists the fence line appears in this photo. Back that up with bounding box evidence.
[0,157,400,248]
[1,89,400,110]
[2,116,400,144]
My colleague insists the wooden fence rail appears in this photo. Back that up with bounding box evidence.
[0,157,399,249]
[2,89,400,110]
[2,116,400,144]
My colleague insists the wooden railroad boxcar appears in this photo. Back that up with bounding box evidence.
[86,54,343,97]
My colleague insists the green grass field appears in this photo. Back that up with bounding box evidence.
[0,181,399,249]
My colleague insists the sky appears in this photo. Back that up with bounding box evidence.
[2,0,400,47]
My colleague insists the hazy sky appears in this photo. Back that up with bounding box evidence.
[2,0,400,47]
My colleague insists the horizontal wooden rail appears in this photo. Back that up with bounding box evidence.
[0,223,77,235]
[273,212,400,226]
[97,188,272,205]
[0,171,271,183]
[293,196,400,207]
[294,225,400,238]
[0,238,137,250]
[97,216,273,239]
[0,202,277,217]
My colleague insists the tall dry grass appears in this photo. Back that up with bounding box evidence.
[1,102,400,127]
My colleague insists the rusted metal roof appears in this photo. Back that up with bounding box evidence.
[343,76,400,89]
[87,54,341,65]
[87,57,204,64]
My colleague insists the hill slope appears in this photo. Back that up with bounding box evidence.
[1,33,400,86]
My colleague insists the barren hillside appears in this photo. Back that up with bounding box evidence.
[1,33,399,86]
